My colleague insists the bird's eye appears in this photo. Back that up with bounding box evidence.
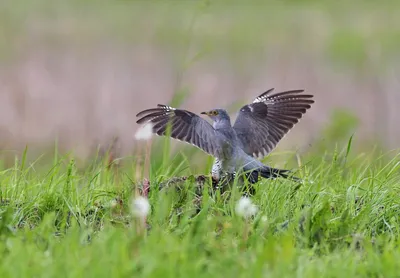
[212,110,218,116]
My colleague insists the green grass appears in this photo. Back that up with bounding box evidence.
[1,142,400,277]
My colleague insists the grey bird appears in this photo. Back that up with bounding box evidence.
[136,88,314,184]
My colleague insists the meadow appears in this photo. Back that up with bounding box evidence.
[1,136,400,277]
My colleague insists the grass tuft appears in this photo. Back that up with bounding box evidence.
[0,144,400,276]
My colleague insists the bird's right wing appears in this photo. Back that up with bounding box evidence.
[233,88,314,158]
[136,105,221,157]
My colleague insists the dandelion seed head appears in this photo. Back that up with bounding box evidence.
[134,123,153,141]
[235,197,258,219]
[131,196,151,218]
[110,199,118,208]
[261,216,268,223]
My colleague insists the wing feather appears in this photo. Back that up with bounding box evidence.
[233,88,314,158]
[136,105,221,157]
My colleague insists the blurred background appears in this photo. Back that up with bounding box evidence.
[1,0,399,167]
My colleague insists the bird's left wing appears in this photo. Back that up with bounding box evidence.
[136,105,221,157]
[232,88,314,158]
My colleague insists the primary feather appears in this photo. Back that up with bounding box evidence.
[233,88,314,158]
[136,88,314,184]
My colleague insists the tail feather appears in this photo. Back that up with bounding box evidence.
[244,166,301,184]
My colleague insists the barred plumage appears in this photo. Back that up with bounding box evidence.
[136,104,222,158]
[136,88,314,184]
[211,158,223,181]
[234,88,314,159]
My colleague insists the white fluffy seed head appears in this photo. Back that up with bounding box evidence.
[235,197,258,219]
[110,199,118,208]
[134,123,153,141]
[131,196,151,219]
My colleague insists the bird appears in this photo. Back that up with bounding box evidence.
[136,88,314,184]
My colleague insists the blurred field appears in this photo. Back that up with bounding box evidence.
[1,0,400,162]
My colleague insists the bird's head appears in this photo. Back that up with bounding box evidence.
[201,109,230,123]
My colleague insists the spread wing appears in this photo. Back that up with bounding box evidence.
[136,105,220,157]
[233,88,314,158]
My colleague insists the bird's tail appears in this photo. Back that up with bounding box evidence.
[244,165,301,184]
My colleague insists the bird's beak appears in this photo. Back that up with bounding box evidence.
[200,111,208,115]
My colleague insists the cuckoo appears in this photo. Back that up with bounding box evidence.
[136,88,314,183]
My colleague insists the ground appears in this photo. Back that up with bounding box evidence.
[1,141,400,277]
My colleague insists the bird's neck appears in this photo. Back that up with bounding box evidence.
[213,119,231,130]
